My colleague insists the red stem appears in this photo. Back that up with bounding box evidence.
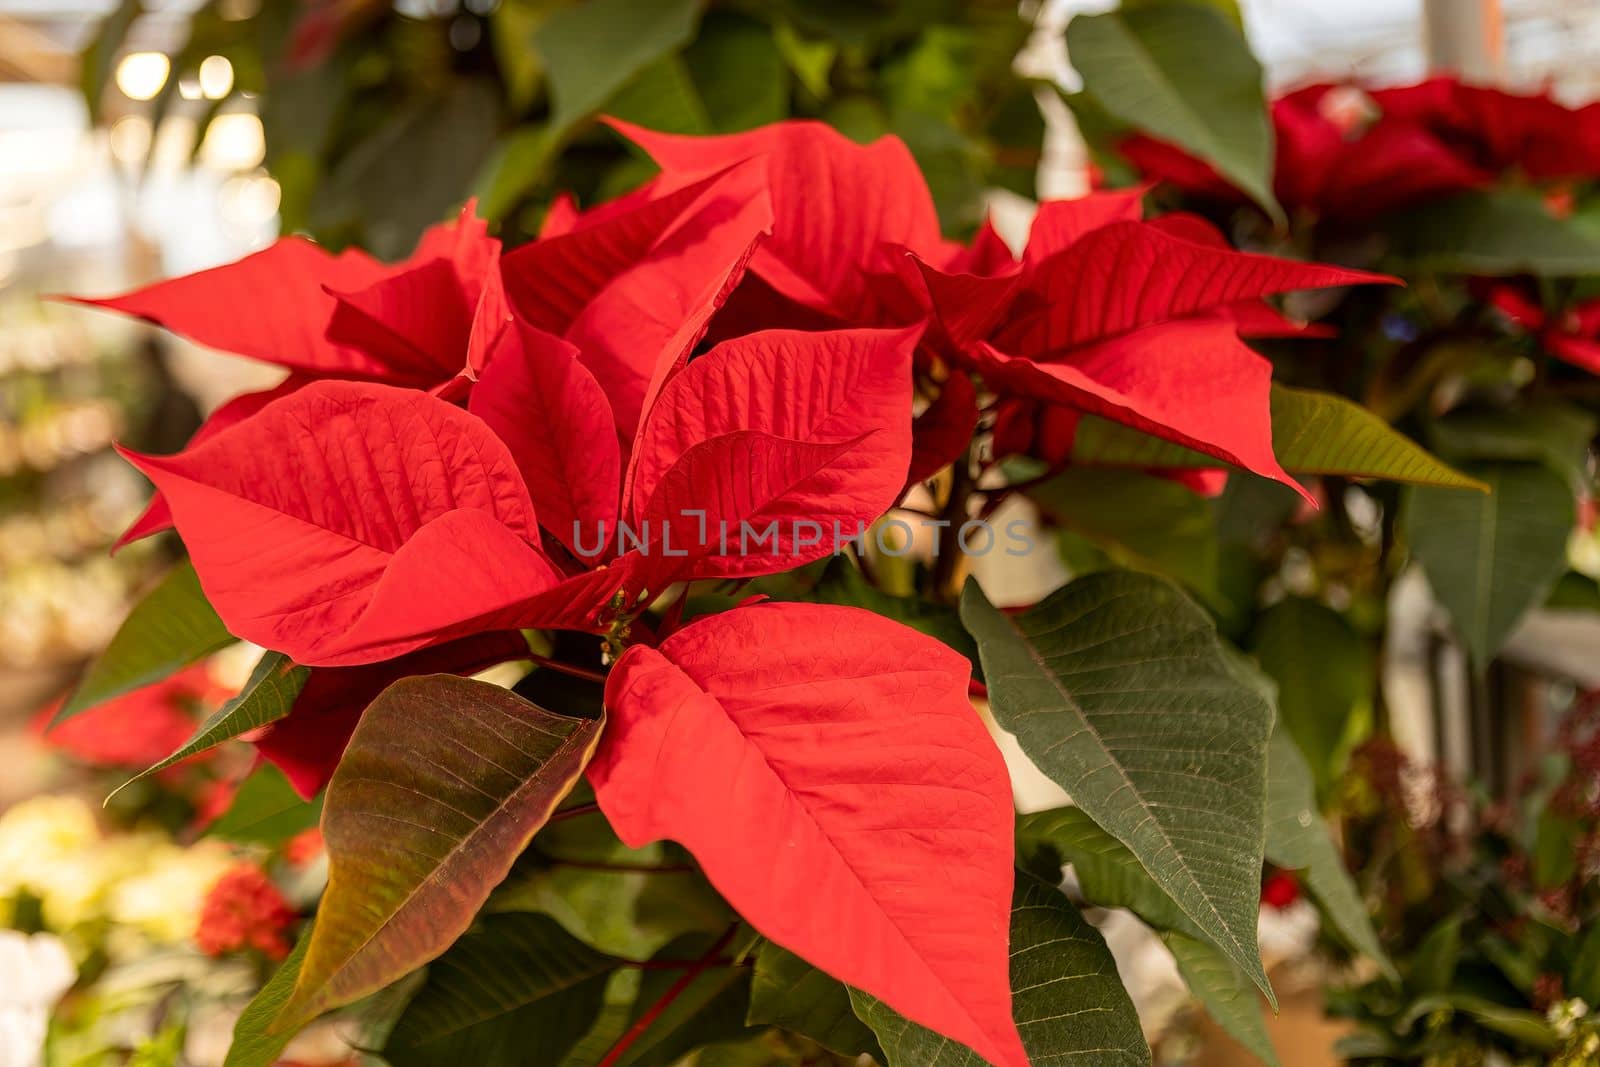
[528,652,606,684]
[548,801,599,823]
[597,925,740,1067]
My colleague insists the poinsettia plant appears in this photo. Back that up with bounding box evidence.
[62,2,1600,1064]
[56,104,1483,1065]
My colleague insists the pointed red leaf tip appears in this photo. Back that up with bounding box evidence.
[590,603,1025,1067]
[67,203,499,388]
[627,326,920,574]
[119,380,563,667]
[603,117,945,323]
[113,376,307,551]
[501,162,773,441]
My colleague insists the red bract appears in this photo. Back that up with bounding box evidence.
[919,194,1392,495]
[36,663,233,769]
[71,203,498,388]
[591,603,1025,1067]
[499,162,774,441]
[255,631,533,798]
[120,381,565,666]
[1488,283,1600,374]
[1126,77,1600,224]
[605,118,950,325]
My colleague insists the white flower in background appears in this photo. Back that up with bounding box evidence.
[0,930,75,1067]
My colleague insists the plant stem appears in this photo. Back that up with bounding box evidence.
[528,652,606,684]
[598,924,740,1067]
[548,801,600,823]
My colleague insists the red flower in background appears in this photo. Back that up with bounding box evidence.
[35,663,233,769]
[1124,75,1600,224]
[196,863,296,960]
[1488,282,1600,374]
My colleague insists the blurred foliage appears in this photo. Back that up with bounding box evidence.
[85,0,1046,257]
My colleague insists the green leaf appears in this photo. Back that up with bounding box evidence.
[1389,190,1600,275]
[1399,994,1558,1052]
[612,932,756,1067]
[1068,2,1279,221]
[850,872,1150,1066]
[684,12,789,132]
[275,675,603,1028]
[80,0,143,125]
[534,0,704,126]
[314,79,502,259]
[1426,403,1597,493]
[57,560,234,726]
[1014,810,1275,1065]
[1406,462,1576,666]
[604,54,713,135]
[1569,922,1600,1004]
[205,763,322,848]
[1070,385,1487,491]
[117,652,309,792]
[1163,932,1280,1067]
[1407,916,1462,995]
[383,913,619,1067]
[962,573,1275,1003]
[747,943,883,1061]
[1030,469,1221,604]
[224,926,311,1067]
[1263,729,1391,977]
[1249,598,1373,794]
[1017,806,1203,939]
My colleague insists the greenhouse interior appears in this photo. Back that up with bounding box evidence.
[3,0,1600,1065]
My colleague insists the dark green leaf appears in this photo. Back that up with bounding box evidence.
[747,943,883,1061]
[1014,810,1275,1064]
[1017,806,1203,939]
[1407,916,1462,995]
[1070,386,1486,491]
[1264,730,1391,977]
[1569,923,1600,1004]
[276,676,603,1028]
[1249,598,1372,794]
[224,926,310,1067]
[383,913,619,1067]
[1389,190,1600,275]
[1030,469,1221,604]
[205,763,322,848]
[1427,404,1596,493]
[1406,462,1575,666]
[1163,932,1279,1067]
[604,54,713,135]
[613,932,756,1067]
[534,0,704,125]
[962,574,1274,1002]
[684,13,789,131]
[1399,994,1558,1051]
[58,561,234,726]
[117,652,309,792]
[1069,2,1278,220]
[850,872,1150,1066]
